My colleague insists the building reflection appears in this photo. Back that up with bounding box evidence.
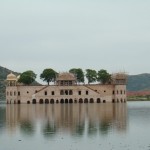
[6,103,127,137]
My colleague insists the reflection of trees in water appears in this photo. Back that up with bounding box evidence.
[43,121,56,138]
[99,121,110,135]
[20,120,35,136]
[88,122,98,136]
[75,123,85,136]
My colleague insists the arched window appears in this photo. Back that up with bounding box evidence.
[32,99,36,104]
[90,98,94,103]
[65,90,68,95]
[50,99,54,104]
[60,90,64,95]
[69,90,73,95]
[84,98,88,103]
[74,99,77,103]
[79,98,83,103]
[65,99,68,103]
[117,90,119,94]
[60,99,64,104]
[45,99,49,104]
[97,98,101,103]
[86,91,89,95]
[112,99,115,103]
[120,90,122,94]
[39,99,44,104]
[18,91,20,96]
[69,99,73,103]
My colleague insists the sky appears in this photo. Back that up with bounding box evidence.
[0,0,150,81]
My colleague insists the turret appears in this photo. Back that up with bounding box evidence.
[6,73,17,86]
[111,73,127,85]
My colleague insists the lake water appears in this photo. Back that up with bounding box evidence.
[0,102,150,150]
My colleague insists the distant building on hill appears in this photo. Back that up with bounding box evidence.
[6,72,127,104]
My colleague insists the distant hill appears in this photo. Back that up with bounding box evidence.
[0,66,40,101]
[127,73,150,91]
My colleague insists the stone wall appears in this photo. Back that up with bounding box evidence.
[6,84,126,104]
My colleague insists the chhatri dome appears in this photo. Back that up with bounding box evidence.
[56,72,77,86]
[56,72,76,81]
[7,72,17,81]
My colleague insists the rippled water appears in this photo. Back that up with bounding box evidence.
[0,102,150,150]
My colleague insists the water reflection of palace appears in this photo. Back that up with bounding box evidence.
[6,104,127,136]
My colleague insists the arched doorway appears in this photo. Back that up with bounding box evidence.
[90,98,94,103]
[56,100,59,103]
[14,100,16,104]
[121,99,123,103]
[79,98,83,103]
[97,98,101,103]
[112,99,115,103]
[84,98,88,103]
[117,99,119,103]
[32,99,36,104]
[65,99,68,103]
[74,99,77,103]
[60,99,64,104]
[18,100,21,104]
[39,99,44,104]
[27,101,30,104]
[50,99,54,104]
[69,99,73,103]
[45,99,49,104]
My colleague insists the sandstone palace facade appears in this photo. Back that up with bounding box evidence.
[6,72,127,104]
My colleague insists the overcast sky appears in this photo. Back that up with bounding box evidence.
[0,0,150,79]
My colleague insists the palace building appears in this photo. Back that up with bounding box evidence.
[6,72,127,104]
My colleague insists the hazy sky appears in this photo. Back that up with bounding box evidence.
[0,0,150,79]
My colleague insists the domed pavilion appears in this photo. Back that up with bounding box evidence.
[6,72,17,86]
[56,72,77,86]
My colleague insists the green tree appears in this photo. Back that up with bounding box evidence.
[18,70,36,85]
[85,69,97,84]
[69,68,84,83]
[40,68,57,85]
[97,69,111,84]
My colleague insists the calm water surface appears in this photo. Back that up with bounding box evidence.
[0,102,150,150]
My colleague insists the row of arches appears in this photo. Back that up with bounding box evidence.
[7,98,126,104]
[31,98,104,104]
[112,99,126,103]
[7,100,21,104]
